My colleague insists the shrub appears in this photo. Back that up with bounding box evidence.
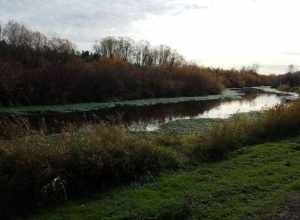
[191,101,300,161]
[3,102,300,219]
[0,125,181,219]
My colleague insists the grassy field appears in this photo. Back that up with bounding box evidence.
[28,136,300,220]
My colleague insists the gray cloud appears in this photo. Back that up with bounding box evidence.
[0,0,207,49]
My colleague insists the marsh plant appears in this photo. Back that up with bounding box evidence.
[2,101,300,218]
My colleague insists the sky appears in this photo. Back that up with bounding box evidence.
[1,0,300,74]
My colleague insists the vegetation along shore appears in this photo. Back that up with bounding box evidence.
[2,20,300,220]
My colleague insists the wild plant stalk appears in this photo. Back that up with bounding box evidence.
[191,101,300,161]
[2,101,300,218]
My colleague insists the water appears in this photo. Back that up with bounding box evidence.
[11,87,297,132]
[128,93,283,131]
[197,94,282,119]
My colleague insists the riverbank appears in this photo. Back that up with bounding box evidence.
[0,86,295,116]
[0,89,241,115]
[2,100,300,219]
[0,86,293,134]
[28,136,300,220]
[158,112,260,134]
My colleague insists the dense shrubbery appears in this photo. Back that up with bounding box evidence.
[0,21,221,106]
[0,125,181,219]
[0,20,279,106]
[216,68,276,88]
[277,71,300,87]
[0,57,225,105]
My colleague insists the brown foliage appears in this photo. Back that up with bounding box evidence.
[0,20,284,106]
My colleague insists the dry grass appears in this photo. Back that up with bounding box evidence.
[0,124,181,218]
[2,101,300,218]
[191,101,300,161]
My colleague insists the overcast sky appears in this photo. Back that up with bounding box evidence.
[1,0,300,74]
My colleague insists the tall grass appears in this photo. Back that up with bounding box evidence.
[0,125,181,218]
[192,101,300,161]
[2,101,300,219]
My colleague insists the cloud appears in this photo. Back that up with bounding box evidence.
[0,0,208,49]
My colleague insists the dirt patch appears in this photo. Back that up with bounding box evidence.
[268,192,300,220]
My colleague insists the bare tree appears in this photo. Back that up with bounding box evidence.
[2,20,75,53]
[115,37,134,61]
[158,45,171,65]
[2,20,38,48]
[93,37,185,67]
[3,20,20,45]
[49,37,75,54]
[31,31,48,50]
[133,40,151,66]
[97,37,117,58]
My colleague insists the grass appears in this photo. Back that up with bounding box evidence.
[277,84,300,96]
[28,136,300,220]
[3,100,300,219]
[0,125,182,219]
[158,112,260,134]
[158,118,225,134]
[251,86,299,97]
[0,89,241,115]
[190,102,300,161]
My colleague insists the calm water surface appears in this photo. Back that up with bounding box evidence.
[12,88,297,132]
[128,93,283,131]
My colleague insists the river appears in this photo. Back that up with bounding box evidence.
[128,90,296,131]
[0,87,297,133]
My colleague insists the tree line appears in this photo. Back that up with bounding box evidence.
[0,20,285,106]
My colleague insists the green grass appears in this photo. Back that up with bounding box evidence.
[158,112,260,134]
[28,136,300,220]
[252,86,299,97]
[0,125,182,219]
[4,100,300,219]
[4,101,300,219]
[277,84,300,96]
[158,118,225,134]
[0,89,241,115]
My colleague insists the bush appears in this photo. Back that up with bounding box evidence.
[191,101,300,161]
[0,125,181,219]
[3,102,300,219]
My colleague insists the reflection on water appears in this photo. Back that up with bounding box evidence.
[197,94,282,119]
[8,89,290,133]
[114,101,220,131]
[128,93,283,131]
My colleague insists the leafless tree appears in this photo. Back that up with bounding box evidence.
[94,37,116,58]
[49,37,75,54]
[31,31,48,50]
[3,20,20,45]
[93,37,185,67]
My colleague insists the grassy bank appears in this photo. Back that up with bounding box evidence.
[0,89,241,115]
[2,101,300,219]
[0,126,182,219]
[157,112,260,134]
[29,136,300,220]
[277,84,300,95]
